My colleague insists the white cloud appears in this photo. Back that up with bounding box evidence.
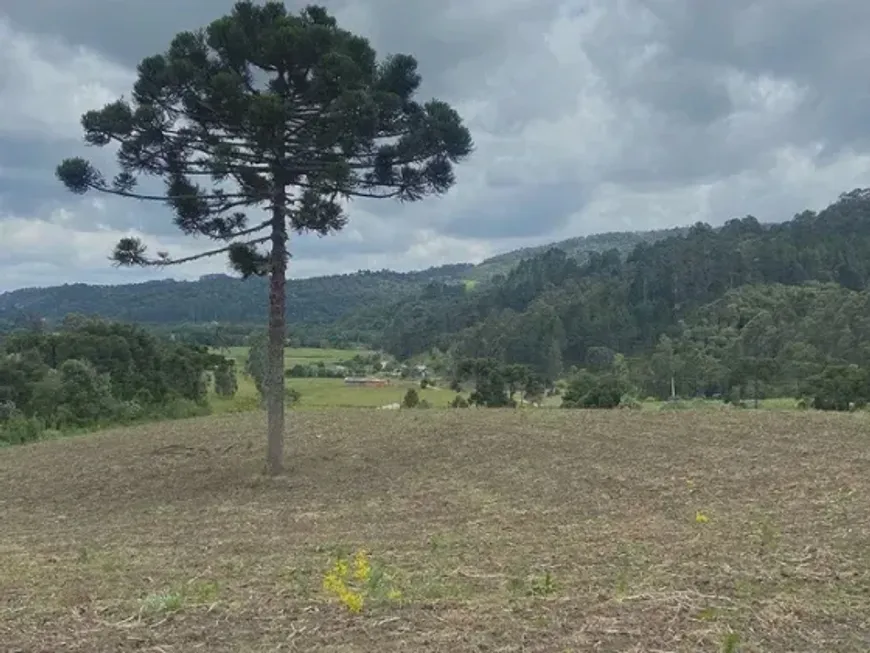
[0,209,224,291]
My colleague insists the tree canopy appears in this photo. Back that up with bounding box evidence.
[57,2,472,271]
[0,317,231,444]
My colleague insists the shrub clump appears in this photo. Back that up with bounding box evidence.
[449,395,469,408]
[401,388,420,408]
[213,363,238,398]
[561,371,628,409]
[799,365,870,412]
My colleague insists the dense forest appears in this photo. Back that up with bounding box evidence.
[0,316,235,444]
[466,227,689,281]
[0,228,690,330]
[342,189,870,405]
[0,265,473,329]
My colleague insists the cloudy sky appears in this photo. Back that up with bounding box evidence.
[2,0,870,291]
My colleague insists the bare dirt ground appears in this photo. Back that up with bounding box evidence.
[1,409,869,652]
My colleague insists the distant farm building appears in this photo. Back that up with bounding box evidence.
[343,377,391,387]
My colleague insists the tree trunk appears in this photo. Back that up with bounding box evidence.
[266,205,288,476]
[753,375,759,409]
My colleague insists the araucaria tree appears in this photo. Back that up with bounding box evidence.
[56,2,473,475]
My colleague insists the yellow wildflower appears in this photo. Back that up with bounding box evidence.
[353,550,371,583]
[321,549,401,614]
[341,589,364,612]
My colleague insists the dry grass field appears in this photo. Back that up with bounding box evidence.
[2,409,869,652]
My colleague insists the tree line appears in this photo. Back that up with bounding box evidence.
[0,266,472,331]
[0,316,236,444]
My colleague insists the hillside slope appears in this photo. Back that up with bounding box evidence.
[0,264,472,327]
[468,227,688,280]
[0,226,691,327]
[357,189,870,389]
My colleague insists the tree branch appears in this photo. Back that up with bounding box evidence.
[221,218,271,240]
[117,234,271,267]
[88,181,251,204]
[292,177,404,199]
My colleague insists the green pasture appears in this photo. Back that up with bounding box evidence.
[210,375,449,412]
[210,346,448,411]
[218,345,373,368]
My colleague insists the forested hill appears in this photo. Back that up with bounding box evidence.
[356,188,870,378]
[0,226,691,328]
[468,227,689,280]
[0,264,472,327]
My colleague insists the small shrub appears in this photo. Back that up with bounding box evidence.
[449,395,469,408]
[508,570,557,597]
[213,364,238,397]
[40,428,63,441]
[141,579,219,616]
[0,400,18,422]
[529,570,556,596]
[245,332,268,395]
[53,359,117,427]
[114,400,144,423]
[134,388,155,406]
[401,388,420,409]
[286,364,312,378]
[285,386,302,405]
[141,590,184,615]
[0,415,45,445]
[562,371,626,409]
[619,394,642,410]
[756,516,780,553]
[725,386,743,406]
[186,579,220,604]
[417,399,431,409]
[721,632,741,653]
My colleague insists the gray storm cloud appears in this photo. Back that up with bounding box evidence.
[1,0,869,290]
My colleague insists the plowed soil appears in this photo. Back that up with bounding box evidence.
[2,409,869,651]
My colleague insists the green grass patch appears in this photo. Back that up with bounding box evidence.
[216,345,373,368]
[210,374,450,411]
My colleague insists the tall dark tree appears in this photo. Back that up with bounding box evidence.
[55,2,473,474]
